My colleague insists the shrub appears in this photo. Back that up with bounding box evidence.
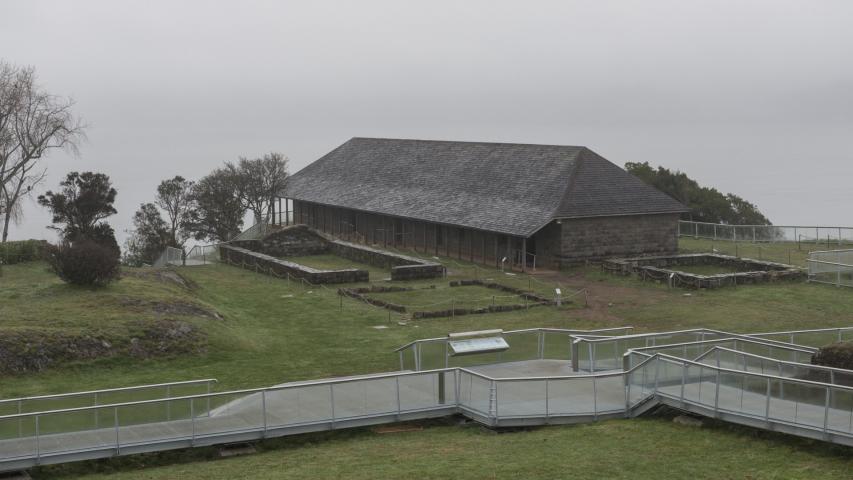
[0,240,48,265]
[47,240,121,286]
[811,341,853,371]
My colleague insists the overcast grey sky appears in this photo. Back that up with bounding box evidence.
[2,0,852,244]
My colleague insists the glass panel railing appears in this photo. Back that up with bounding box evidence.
[265,384,333,427]
[0,379,216,419]
[496,379,545,418]
[547,377,595,416]
[594,375,625,414]
[457,371,492,416]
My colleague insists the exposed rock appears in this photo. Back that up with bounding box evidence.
[0,320,207,375]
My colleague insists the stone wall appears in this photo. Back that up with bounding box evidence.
[558,213,680,264]
[220,245,368,284]
[329,239,445,280]
[255,225,330,257]
[601,253,806,289]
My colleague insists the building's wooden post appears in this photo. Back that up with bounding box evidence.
[495,235,499,268]
[481,233,486,265]
[506,235,512,270]
[521,237,527,272]
[469,231,474,262]
[434,225,439,256]
[457,229,462,260]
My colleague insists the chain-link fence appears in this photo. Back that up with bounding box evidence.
[679,220,853,245]
[152,246,184,267]
[185,244,220,265]
[808,249,853,288]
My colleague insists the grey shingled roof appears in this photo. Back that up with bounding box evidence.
[282,138,687,237]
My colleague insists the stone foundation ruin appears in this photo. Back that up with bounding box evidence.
[602,253,805,289]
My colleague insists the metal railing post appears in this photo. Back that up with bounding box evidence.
[491,380,498,421]
[680,361,687,405]
[714,369,721,416]
[589,343,595,372]
[190,400,195,445]
[764,377,771,424]
[454,370,460,407]
[261,390,268,437]
[35,414,40,463]
[545,379,550,421]
[395,376,402,418]
[166,386,171,421]
[17,399,22,438]
[593,376,598,420]
[654,357,660,392]
[329,384,336,427]
[824,387,831,436]
[114,408,120,454]
[94,392,100,428]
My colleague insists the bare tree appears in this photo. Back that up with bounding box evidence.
[226,152,289,224]
[1,162,47,241]
[154,175,194,248]
[0,61,85,242]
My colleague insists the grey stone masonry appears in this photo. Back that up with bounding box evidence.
[329,239,445,281]
[220,245,368,284]
[602,253,806,289]
[558,213,679,264]
[222,224,444,282]
[255,225,330,257]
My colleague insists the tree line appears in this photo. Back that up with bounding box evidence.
[124,153,288,266]
[0,61,289,283]
[625,162,772,225]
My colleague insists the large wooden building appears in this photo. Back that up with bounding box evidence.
[276,138,687,270]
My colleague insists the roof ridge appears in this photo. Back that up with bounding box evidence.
[349,137,587,150]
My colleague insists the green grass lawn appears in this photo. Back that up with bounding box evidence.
[4,249,853,479]
[366,284,543,310]
[37,418,853,480]
[282,253,392,280]
[678,237,812,266]
[667,264,752,275]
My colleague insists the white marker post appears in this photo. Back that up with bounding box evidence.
[555,288,562,307]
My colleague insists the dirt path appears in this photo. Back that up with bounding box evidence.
[529,268,669,325]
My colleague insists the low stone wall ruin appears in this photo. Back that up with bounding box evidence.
[329,240,445,280]
[220,245,368,284]
[602,253,806,289]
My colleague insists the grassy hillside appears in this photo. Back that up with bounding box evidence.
[2,247,853,479]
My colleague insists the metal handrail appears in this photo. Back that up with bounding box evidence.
[570,328,717,344]
[746,326,853,337]
[626,337,816,357]
[0,379,218,406]
[0,369,455,421]
[393,326,634,352]
[679,220,853,230]
[573,328,811,351]
[700,346,853,376]
[649,352,853,393]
